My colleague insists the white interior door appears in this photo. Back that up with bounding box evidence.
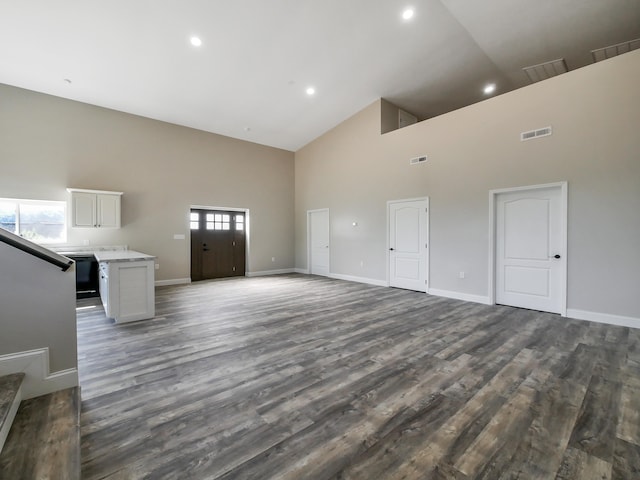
[389,199,428,292]
[309,209,329,276]
[495,185,565,313]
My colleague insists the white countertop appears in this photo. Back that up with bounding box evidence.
[94,250,156,263]
[53,245,128,256]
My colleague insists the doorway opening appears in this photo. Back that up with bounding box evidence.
[190,208,247,281]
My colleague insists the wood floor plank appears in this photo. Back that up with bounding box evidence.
[617,383,640,447]
[0,387,80,480]
[494,377,588,479]
[452,383,536,477]
[568,375,622,463]
[555,447,612,480]
[612,438,640,479]
[330,394,466,480]
[74,274,640,479]
[370,349,544,479]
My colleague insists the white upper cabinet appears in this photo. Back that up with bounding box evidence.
[96,193,121,228]
[71,191,97,227]
[67,188,123,228]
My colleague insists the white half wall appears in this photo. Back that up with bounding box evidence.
[0,242,77,373]
[0,349,78,400]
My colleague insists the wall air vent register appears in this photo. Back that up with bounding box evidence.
[409,155,428,165]
[520,126,552,141]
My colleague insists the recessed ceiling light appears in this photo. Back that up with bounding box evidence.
[63,78,72,84]
[402,8,415,20]
[483,83,496,95]
[190,36,202,47]
[244,127,251,132]
[306,86,316,96]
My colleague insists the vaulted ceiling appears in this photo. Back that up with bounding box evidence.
[1,1,638,151]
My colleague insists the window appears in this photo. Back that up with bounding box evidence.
[190,212,199,230]
[0,198,67,244]
[206,213,230,231]
[235,214,244,231]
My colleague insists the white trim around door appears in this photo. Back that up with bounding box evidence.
[189,204,250,275]
[307,208,330,276]
[387,197,429,293]
[489,182,568,316]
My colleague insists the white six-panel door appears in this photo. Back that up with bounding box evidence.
[495,185,566,314]
[308,209,330,276]
[388,199,429,292]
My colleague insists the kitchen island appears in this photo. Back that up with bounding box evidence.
[95,250,156,323]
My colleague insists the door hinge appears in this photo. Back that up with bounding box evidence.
[425,208,428,213]
[425,243,428,248]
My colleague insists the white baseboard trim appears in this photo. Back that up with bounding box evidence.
[0,380,22,454]
[428,288,492,305]
[294,268,309,274]
[0,349,79,400]
[246,269,295,277]
[155,278,191,287]
[328,273,388,287]
[566,309,640,330]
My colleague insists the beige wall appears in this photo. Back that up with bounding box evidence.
[0,84,295,281]
[2,51,639,321]
[380,99,400,134]
[295,50,640,319]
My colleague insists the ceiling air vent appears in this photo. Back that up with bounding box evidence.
[592,38,640,63]
[522,59,567,83]
[521,126,552,142]
[409,155,428,165]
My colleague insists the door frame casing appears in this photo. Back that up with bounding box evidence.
[307,208,330,276]
[386,197,430,292]
[189,204,250,278]
[488,182,568,316]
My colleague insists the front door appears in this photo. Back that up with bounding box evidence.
[190,209,246,281]
[308,209,330,276]
[388,198,429,292]
[495,185,565,313]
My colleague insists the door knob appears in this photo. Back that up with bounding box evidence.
[389,248,395,251]
[552,254,561,259]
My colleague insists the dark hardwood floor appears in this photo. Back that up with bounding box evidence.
[77,274,640,479]
[0,386,81,479]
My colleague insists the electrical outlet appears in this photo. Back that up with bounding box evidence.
[459,271,465,279]
[360,260,364,268]
[155,264,160,270]
[271,257,276,262]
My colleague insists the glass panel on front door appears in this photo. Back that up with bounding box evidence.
[190,212,199,230]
